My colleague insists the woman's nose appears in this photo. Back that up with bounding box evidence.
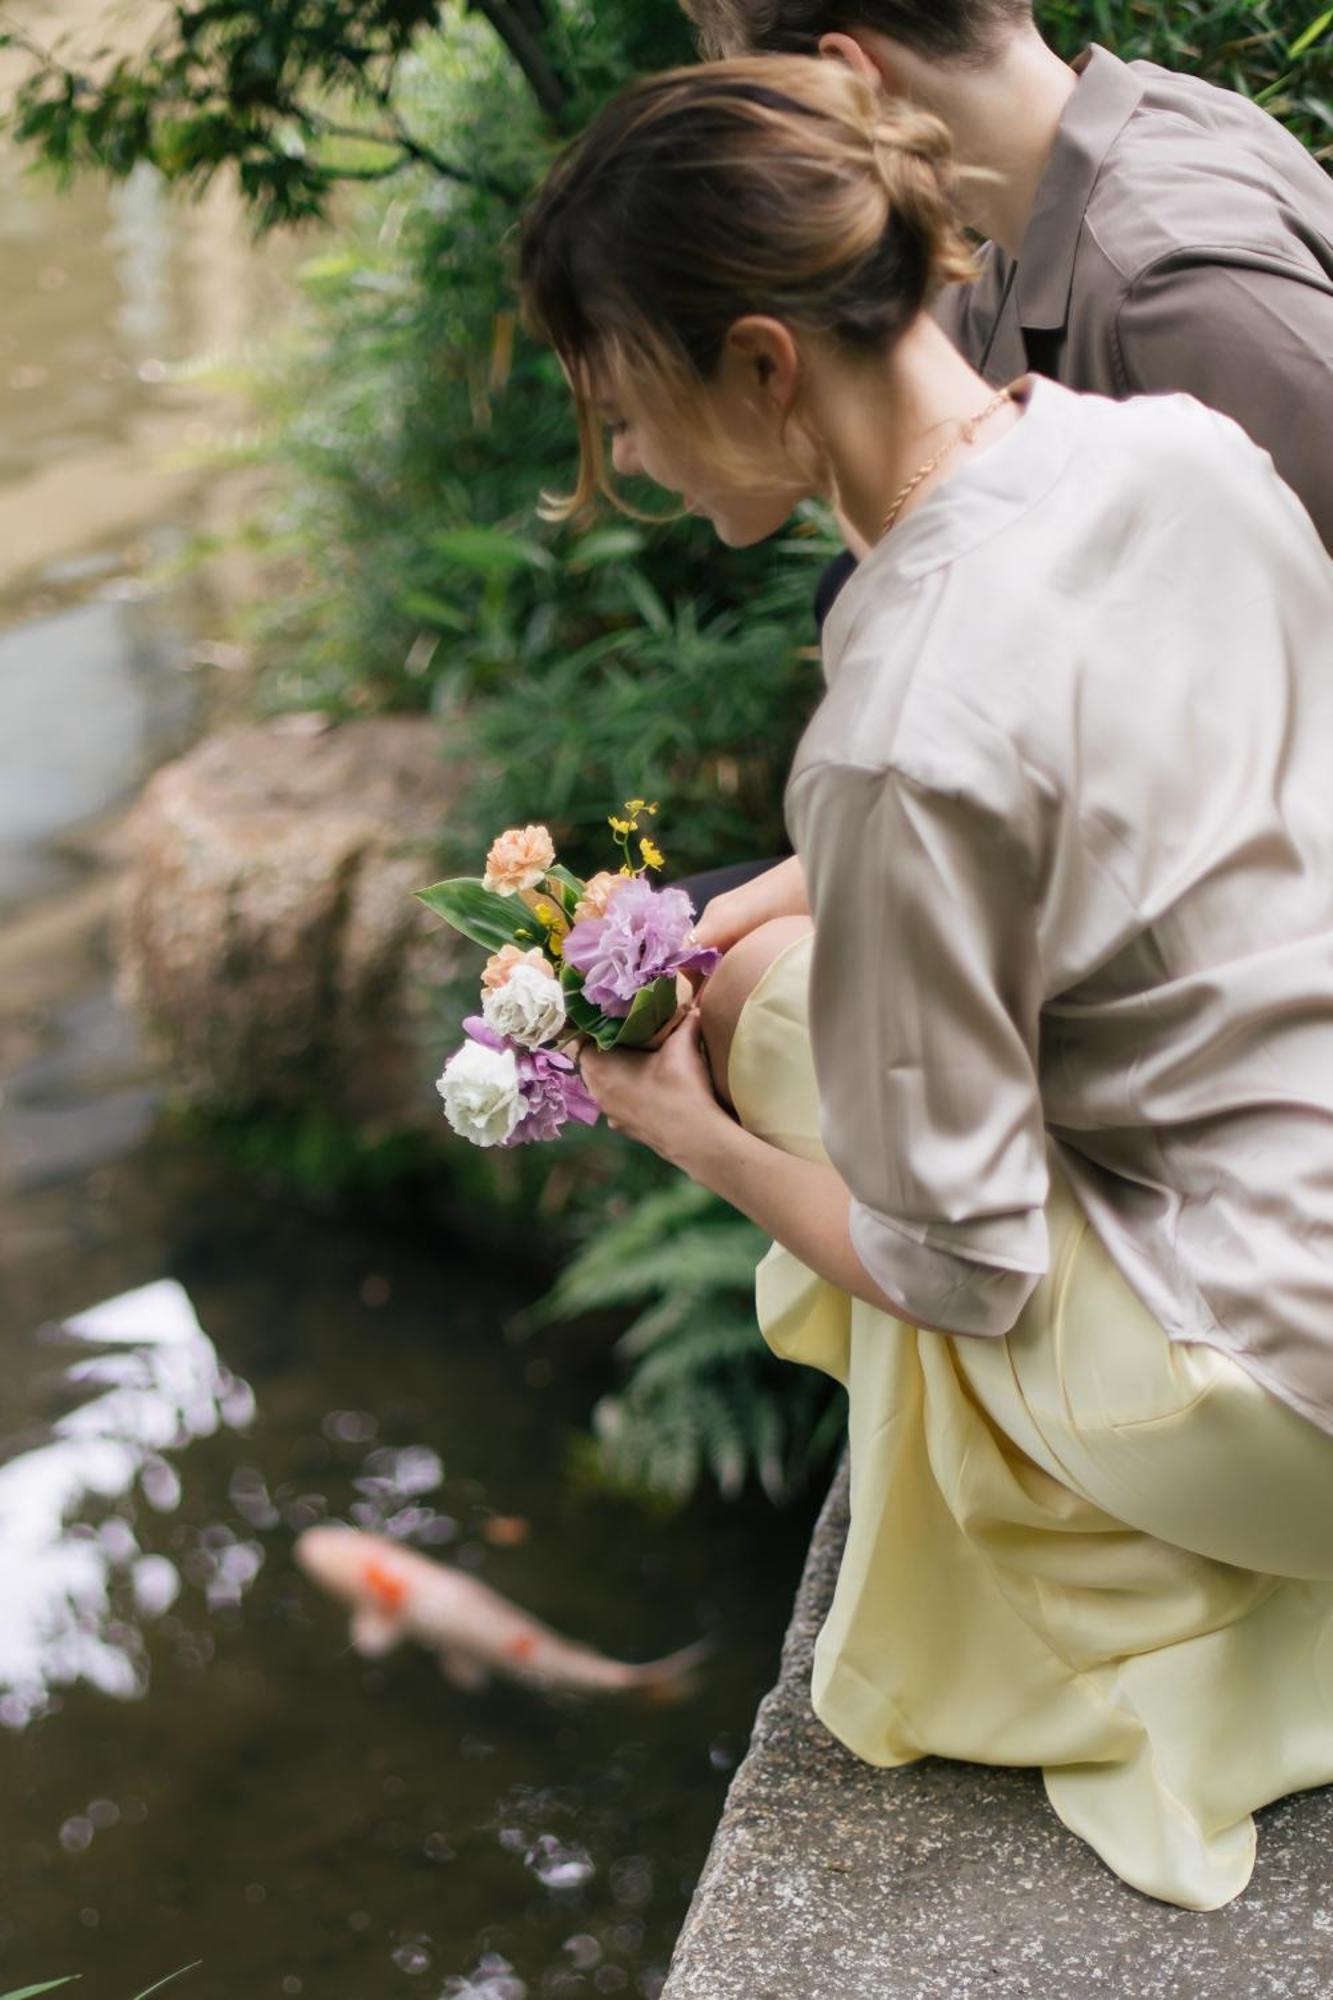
[611,430,643,479]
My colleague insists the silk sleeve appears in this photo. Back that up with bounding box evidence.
[789,756,1049,1336]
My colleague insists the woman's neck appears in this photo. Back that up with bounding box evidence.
[811,318,1022,551]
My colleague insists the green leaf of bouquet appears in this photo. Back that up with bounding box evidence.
[613,977,679,1049]
[415,879,547,953]
[547,864,585,901]
[563,985,602,1037]
[0,1981,80,1999]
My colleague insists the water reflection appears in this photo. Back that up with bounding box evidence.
[0,591,194,911]
[0,1276,256,1728]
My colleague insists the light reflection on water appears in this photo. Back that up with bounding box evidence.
[0,1278,257,1729]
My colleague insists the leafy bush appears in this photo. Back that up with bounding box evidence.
[1043,2,1331,155]
[535,1180,845,1502]
[243,14,835,882]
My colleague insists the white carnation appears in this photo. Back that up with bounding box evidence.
[481,961,567,1049]
[436,1040,522,1148]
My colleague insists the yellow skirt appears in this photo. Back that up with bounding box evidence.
[730,932,1333,1910]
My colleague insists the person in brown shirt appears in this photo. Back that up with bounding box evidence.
[680,0,1333,921]
[686,1,1333,548]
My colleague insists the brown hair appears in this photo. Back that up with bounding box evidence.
[685,0,1034,65]
[518,56,976,517]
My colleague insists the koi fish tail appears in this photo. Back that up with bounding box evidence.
[628,1636,715,1705]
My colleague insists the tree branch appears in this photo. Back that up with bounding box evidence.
[505,0,553,42]
[465,0,568,119]
[291,102,515,199]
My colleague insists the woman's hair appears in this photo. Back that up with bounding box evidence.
[685,0,1035,65]
[518,56,976,517]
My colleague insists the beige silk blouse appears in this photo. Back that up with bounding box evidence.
[787,376,1333,1434]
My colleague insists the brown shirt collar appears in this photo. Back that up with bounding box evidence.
[1016,45,1146,332]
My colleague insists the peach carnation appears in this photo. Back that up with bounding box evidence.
[482,945,556,992]
[483,824,555,895]
[573,871,622,922]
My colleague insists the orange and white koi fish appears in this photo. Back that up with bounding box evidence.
[294,1525,708,1699]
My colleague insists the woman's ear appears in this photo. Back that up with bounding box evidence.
[818,29,901,95]
[723,317,800,414]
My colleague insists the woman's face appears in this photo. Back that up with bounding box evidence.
[595,334,816,547]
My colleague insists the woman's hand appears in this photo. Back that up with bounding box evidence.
[690,856,809,968]
[580,1009,731,1171]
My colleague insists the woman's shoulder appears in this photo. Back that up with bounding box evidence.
[1067,382,1280,498]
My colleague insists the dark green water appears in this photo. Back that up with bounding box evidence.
[0,1134,815,2000]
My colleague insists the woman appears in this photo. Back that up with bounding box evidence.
[518,58,1333,1908]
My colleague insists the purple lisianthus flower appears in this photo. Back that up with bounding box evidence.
[463,1015,506,1051]
[562,878,720,1017]
[462,1016,598,1145]
[508,1044,600,1146]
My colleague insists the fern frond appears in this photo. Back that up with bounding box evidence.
[623,1316,761,1390]
[542,1172,842,1504]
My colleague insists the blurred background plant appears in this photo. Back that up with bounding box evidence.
[3,0,1328,1503]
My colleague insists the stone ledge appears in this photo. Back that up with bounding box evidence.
[663,1459,1333,2000]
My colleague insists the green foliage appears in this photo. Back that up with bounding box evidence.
[437,512,835,880]
[0,1966,199,2000]
[240,15,831,880]
[1040,0,1332,155]
[172,1101,439,1206]
[0,0,565,227]
[537,1179,845,1502]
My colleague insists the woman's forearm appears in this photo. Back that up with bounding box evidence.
[681,1109,913,1319]
[692,855,809,956]
[757,854,809,918]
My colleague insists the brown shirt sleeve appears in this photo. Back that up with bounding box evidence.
[1112,252,1333,552]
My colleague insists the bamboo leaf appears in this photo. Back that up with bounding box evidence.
[429,527,554,575]
[619,567,670,635]
[131,1965,203,2000]
[1290,9,1333,58]
[568,526,646,570]
[398,590,469,630]
[0,1982,80,2000]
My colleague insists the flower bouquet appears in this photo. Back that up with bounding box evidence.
[417,804,719,1148]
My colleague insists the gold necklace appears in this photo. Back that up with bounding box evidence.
[880,384,1017,537]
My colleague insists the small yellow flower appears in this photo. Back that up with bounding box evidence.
[639,836,665,870]
[534,902,555,924]
[608,815,634,836]
[547,933,564,959]
[624,798,647,815]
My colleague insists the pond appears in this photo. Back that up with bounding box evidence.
[0,1135,812,1998]
[0,47,816,2000]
